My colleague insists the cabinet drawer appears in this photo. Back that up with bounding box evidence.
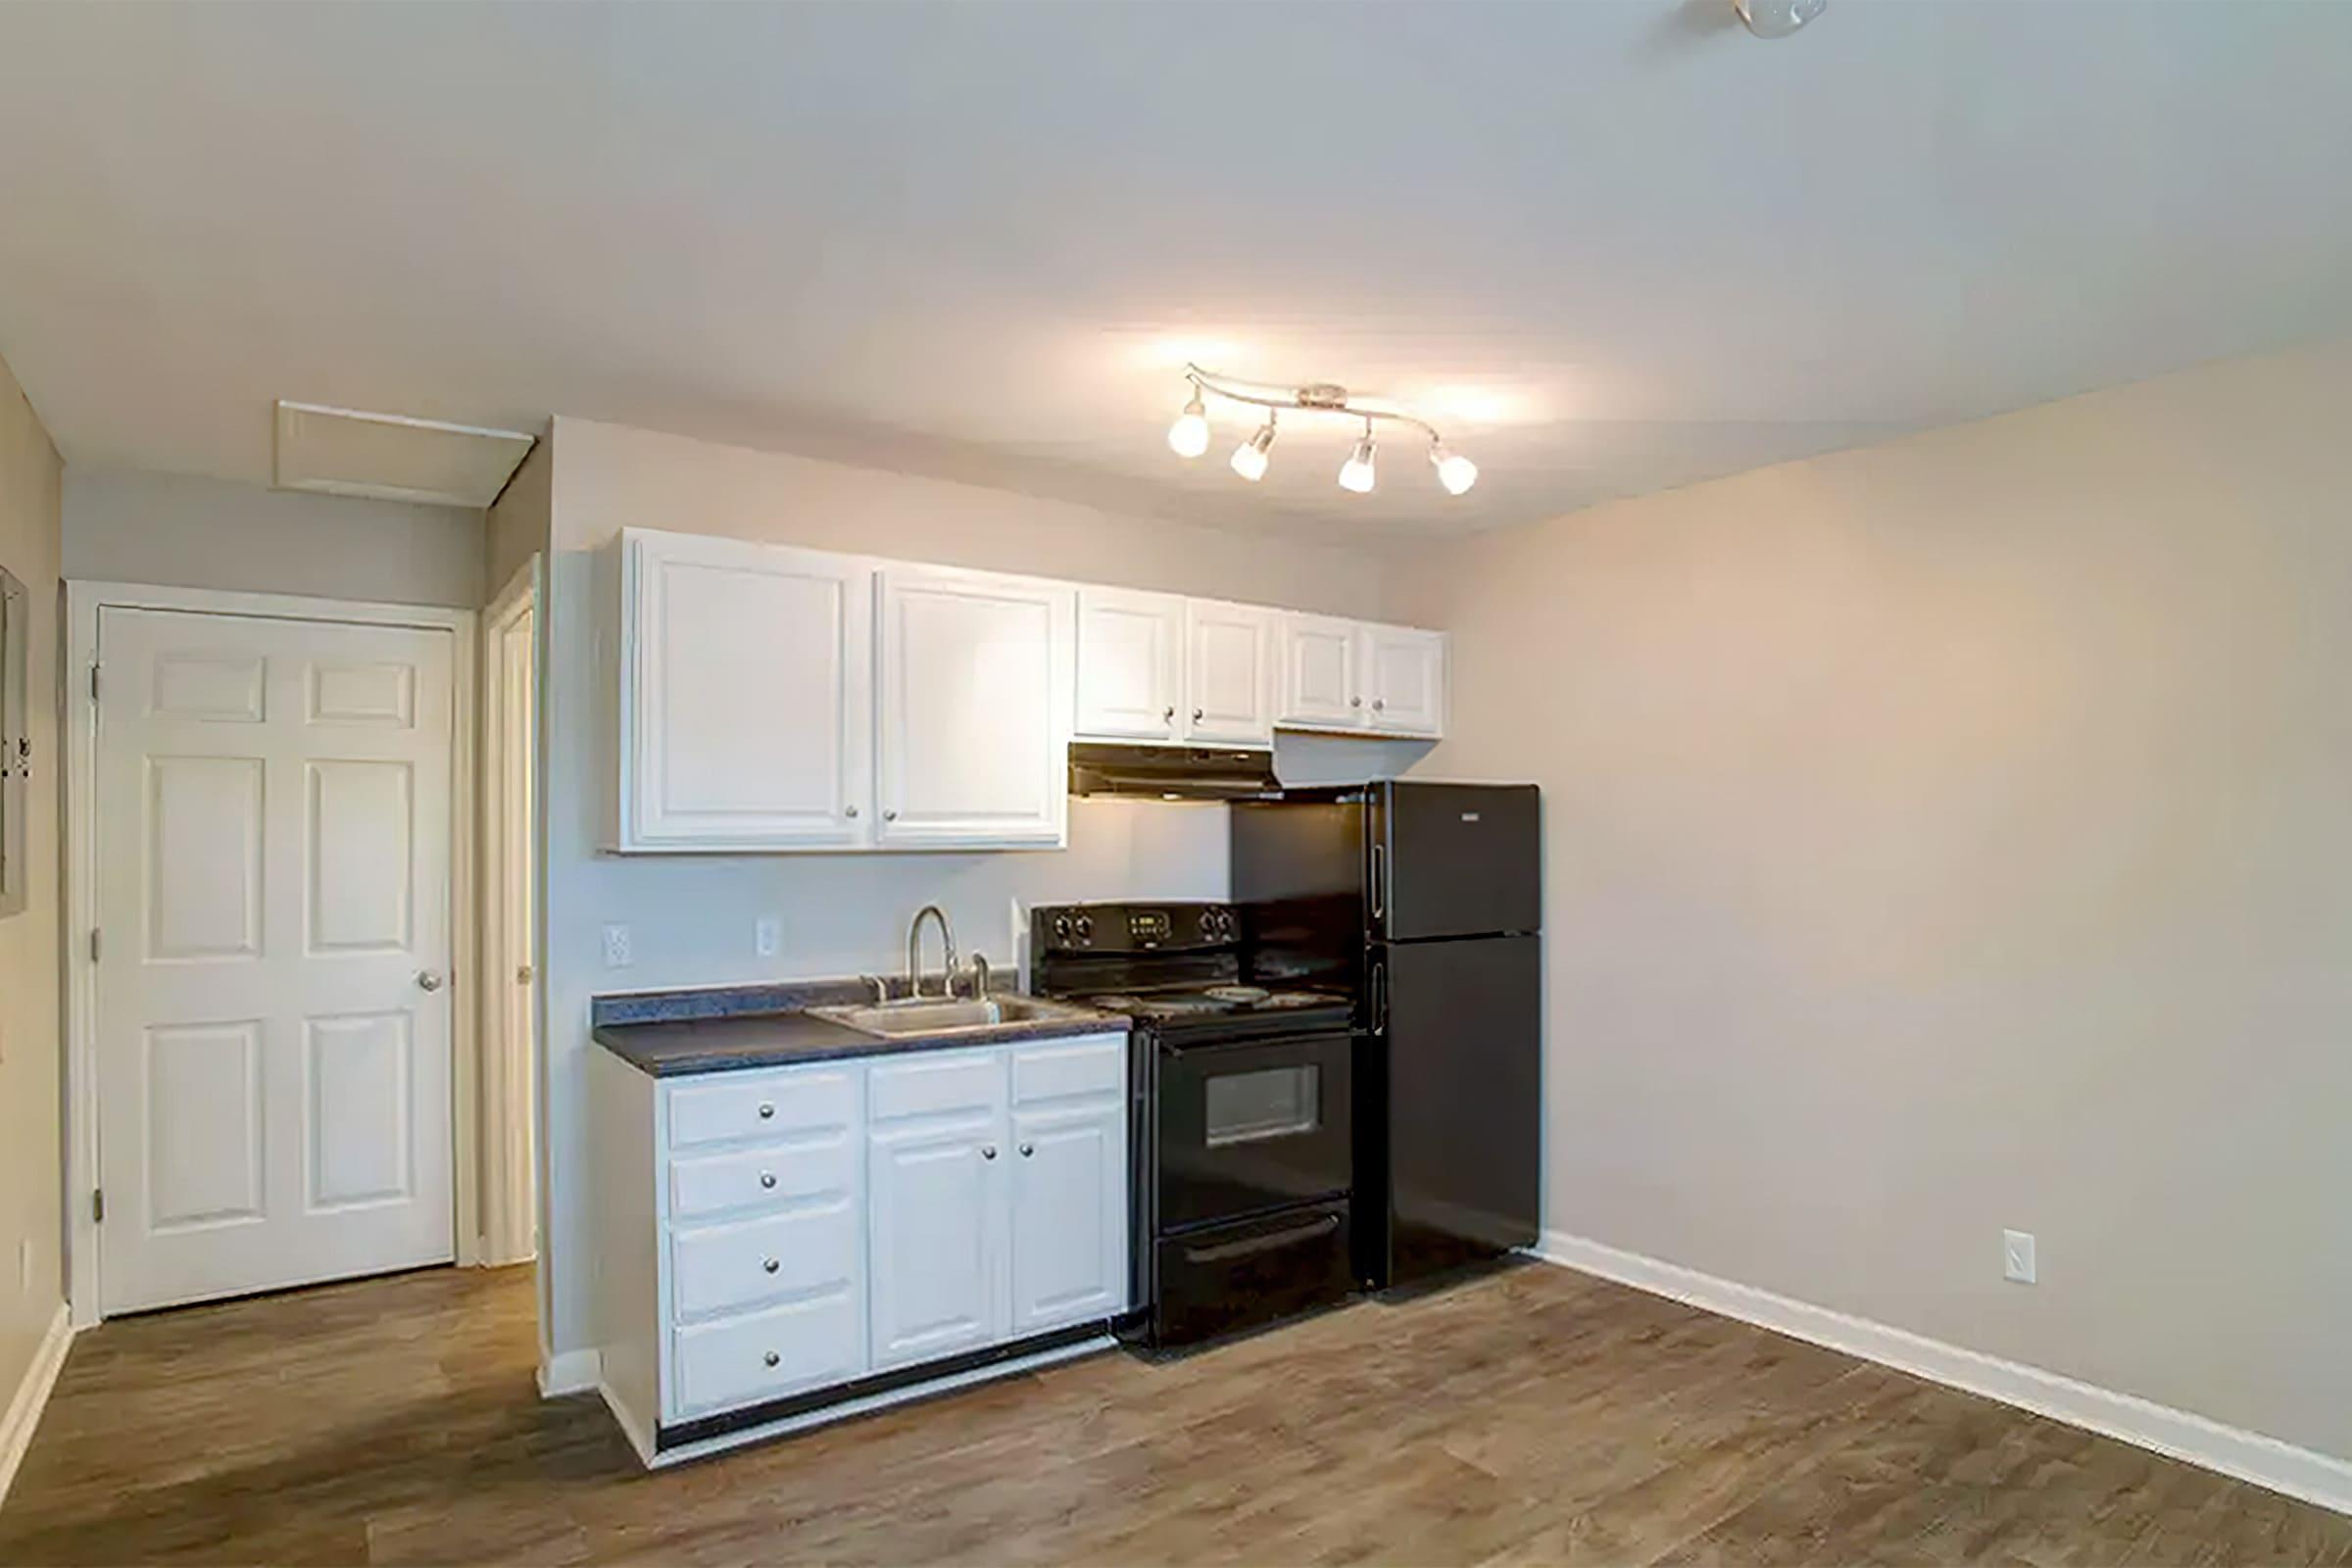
[671,1204,858,1320]
[667,1065,856,1151]
[668,1138,855,1222]
[868,1050,1003,1123]
[671,1293,864,1419]
[1011,1037,1127,1106]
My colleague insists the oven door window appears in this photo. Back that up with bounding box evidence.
[1158,1030,1352,1231]
[1204,1064,1320,1148]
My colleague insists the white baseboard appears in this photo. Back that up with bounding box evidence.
[537,1347,603,1398]
[1530,1230,2352,1519]
[0,1303,74,1506]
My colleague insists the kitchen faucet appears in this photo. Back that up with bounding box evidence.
[906,905,956,1000]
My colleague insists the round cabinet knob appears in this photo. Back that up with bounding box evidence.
[845,805,859,818]
[763,1350,781,1369]
[882,808,898,821]
[1373,699,1385,710]
[1162,706,1176,721]
[762,1256,780,1274]
[760,1172,777,1190]
[1019,1143,1035,1157]
[1349,695,1362,708]
[416,971,443,992]
[981,1146,999,1160]
[1193,708,1204,721]
[758,1102,776,1120]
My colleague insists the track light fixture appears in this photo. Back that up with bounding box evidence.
[1166,388,1210,458]
[1230,414,1277,481]
[1167,365,1477,497]
[1338,421,1377,494]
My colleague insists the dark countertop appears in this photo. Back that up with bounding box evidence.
[591,979,1127,1077]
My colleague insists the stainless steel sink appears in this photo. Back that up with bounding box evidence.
[810,994,1102,1040]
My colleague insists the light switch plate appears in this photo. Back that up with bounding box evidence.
[2003,1229,2037,1285]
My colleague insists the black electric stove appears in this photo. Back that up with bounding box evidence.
[1032,902,1358,1349]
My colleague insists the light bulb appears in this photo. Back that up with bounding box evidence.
[1429,443,1478,496]
[1167,389,1209,459]
[1230,416,1277,481]
[1338,427,1377,494]
[1732,0,1825,38]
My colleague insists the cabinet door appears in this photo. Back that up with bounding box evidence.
[1362,624,1446,737]
[619,530,871,850]
[1076,587,1183,742]
[1277,612,1364,731]
[876,567,1074,848]
[1184,600,1276,747]
[1008,1097,1129,1335]
[867,1118,1006,1369]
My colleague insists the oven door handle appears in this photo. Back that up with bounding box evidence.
[1181,1213,1342,1265]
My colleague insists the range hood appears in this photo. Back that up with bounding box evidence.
[1068,742,1283,802]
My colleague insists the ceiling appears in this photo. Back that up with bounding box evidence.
[2,1,2349,542]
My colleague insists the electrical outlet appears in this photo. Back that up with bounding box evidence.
[602,923,634,969]
[2003,1229,2037,1285]
[755,916,782,958]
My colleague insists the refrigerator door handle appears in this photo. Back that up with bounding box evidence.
[1371,957,1388,1034]
[1370,844,1388,922]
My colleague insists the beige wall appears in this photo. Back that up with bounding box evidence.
[0,349,64,1427]
[534,416,1390,1362]
[65,467,483,609]
[1385,340,2352,1461]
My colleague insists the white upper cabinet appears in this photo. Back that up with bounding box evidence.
[1277,612,1365,731]
[1362,623,1446,737]
[616,529,872,851]
[1075,587,1183,743]
[1183,599,1277,747]
[876,567,1074,849]
[1275,612,1447,737]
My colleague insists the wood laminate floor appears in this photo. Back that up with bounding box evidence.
[4,1261,2346,1566]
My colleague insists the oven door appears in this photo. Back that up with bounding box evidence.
[1157,1029,1352,1232]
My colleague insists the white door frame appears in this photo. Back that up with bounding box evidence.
[478,559,540,1266]
[64,581,478,1328]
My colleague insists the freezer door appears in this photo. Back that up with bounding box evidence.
[1372,933,1541,1288]
[1375,783,1541,941]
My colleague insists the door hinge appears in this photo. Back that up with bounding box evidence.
[92,1189,105,1224]
[89,928,101,963]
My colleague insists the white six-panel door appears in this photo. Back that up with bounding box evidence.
[93,607,457,1314]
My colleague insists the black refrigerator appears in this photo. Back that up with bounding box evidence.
[1231,781,1542,1292]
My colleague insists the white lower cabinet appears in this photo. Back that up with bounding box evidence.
[589,1034,1130,1464]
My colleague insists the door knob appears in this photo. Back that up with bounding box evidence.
[416,971,443,993]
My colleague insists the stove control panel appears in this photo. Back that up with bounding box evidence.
[1032,902,1237,954]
